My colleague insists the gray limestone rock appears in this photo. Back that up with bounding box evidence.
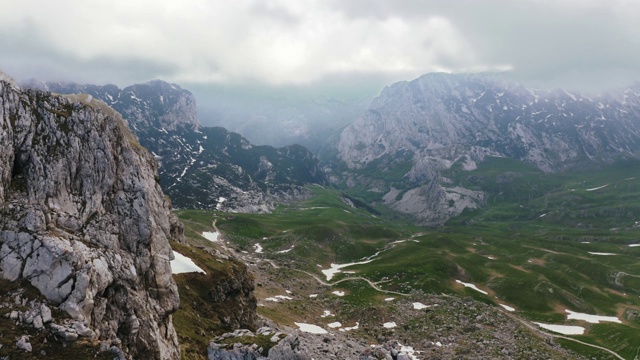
[16,335,32,352]
[0,77,181,359]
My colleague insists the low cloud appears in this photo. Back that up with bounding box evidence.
[0,0,638,91]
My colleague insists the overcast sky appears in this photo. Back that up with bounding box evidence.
[1,0,639,93]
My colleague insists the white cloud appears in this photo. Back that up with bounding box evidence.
[0,0,637,89]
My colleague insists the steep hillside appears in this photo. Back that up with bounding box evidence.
[40,81,325,212]
[329,73,640,224]
[0,74,181,359]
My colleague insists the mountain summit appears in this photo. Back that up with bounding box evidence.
[331,73,640,224]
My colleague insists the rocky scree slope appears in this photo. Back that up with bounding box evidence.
[330,73,640,224]
[41,81,325,212]
[0,75,182,359]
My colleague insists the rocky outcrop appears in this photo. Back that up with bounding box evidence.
[332,73,640,224]
[41,81,325,212]
[0,75,180,359]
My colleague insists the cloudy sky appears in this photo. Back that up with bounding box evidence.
[1,0,639,93]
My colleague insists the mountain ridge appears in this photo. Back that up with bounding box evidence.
[38,80,326,212]
[330,72,640,224]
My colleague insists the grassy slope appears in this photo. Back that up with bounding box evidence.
[175,159,640,359]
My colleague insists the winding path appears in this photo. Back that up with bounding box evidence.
[292,268,410,297]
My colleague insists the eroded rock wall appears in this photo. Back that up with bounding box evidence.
[0,77,180,359]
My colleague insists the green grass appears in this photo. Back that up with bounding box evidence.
[174,159,640,359]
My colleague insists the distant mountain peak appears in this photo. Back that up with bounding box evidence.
[331,72,640,224]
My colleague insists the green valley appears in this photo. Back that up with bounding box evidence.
[172,158,640,359]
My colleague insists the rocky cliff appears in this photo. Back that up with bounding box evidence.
[41,81,325,212]
[331,73,640,224]
[0,74,181,359]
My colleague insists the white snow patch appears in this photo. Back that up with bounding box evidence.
[534,322,585,335]
[264,295,293,302]
[455,280,488,295]
[338,322,359,332]
[539,213,547,218]
[384,297,395,302]
[321,310,334,318]
[216,197,227,210]
[588,252,616,256]
[309,294,318,298]
[565,310,621,324]
[321,250,383,281]
[332,291,345,297]
[327,322,342,328]
[254,243,263,253]
[202,231,220,242]
[628,244,640,247]
[413,302,430,310]
[398,344,420,360]
[586,184,609,191]
[171,251,205,274]
[295,323,327,334]
[499,304,515,312]
[276,245,295,254]
[383,322,396,328]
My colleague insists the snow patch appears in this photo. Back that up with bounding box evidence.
[202,231,220,242]
[264,295,293,302]
[254,243,263,253]
[565,310,621,324]
[586,184,609,191]
[398,344,420,360]
[332,291,345,297]
[321,251,383,281]
[588,252,616,256]
[295,323,327,334]
[499,304,515,312]
[276,245,295,254]
[534,322,585,335]
[413,302,430,310]
[384,297,395,302]
[327,322,342,328]
[321,310,334,318]
[338,322,359,332]
[171,251,205,274]
[455,280,488,295]
[382,322,396,328]
[216,197,227,210]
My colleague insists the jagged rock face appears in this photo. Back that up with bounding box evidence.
[43,81,325,212]
[338,73,640,171]
[46,80,199,131]
[0,78,180,359]
[332,73,640,224]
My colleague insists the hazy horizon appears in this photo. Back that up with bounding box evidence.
[2,0,639,92]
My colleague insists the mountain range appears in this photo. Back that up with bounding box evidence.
[34,80,325,212]
[328,73,640,224]
[4,70,640,359]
